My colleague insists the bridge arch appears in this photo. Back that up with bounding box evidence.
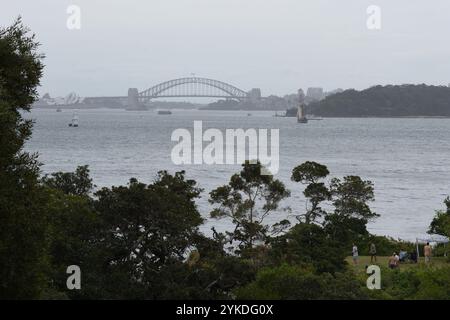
[139,77,248,100]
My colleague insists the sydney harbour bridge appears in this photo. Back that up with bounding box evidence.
[125,77,261,109]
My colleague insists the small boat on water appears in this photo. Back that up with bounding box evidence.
[297,117,308,124]
[157,110,172,115]
[69,114,79,127]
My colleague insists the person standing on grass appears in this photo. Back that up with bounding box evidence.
[424,242,432,263]
[352,243,359,265]
[370,242,377,263]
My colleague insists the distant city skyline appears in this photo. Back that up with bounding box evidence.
[2,0,450,97]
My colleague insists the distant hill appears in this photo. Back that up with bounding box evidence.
[308,84,450,117]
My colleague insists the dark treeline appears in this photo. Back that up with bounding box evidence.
[1,19,450,300]
[308,84,450,117]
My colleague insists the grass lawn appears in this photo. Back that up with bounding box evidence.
[345,256,449,273]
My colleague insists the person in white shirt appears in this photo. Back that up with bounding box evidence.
[352,244,359,265]
[394,253,400,268]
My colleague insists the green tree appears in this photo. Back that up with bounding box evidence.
[324,176,378,245]
[91,171,204,298]
[42,165,94,196]
[0,18,47,299]
[270,223,347,273]
[428,197,450,237]
[209,161,290,253]
[161,253,256,300]
[330,176,377,221]
[43,188,100,299]
[291,161,331,224]
[39,166,101,299]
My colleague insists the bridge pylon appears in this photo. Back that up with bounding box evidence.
[127,88,145,110]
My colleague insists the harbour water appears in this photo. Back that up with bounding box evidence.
[25,108,450,240]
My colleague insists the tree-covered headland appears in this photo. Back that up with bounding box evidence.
[308,84,450,117]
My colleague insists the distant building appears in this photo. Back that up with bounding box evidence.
[34,92,84,106]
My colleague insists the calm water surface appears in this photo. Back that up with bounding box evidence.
[25,109,450,240]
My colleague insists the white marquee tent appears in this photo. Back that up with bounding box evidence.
[415,234,449,258]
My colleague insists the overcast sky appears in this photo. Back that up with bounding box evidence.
[2,0,450,97]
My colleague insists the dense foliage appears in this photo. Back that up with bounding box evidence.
[236,264,368,300]
[308,84,450,117]
[364,265,450,300]
[429,197,450,238]
[0,17,47,299]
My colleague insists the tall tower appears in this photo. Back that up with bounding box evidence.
[247,88,262,103]
[297,89,308,124]
[298,88,305,104]
[127,88,141,110]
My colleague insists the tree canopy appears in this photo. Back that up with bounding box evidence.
[0,17,47,299]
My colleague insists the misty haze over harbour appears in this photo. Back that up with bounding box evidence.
[2,0,450,98]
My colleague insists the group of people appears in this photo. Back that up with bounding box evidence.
[351,243,378,265]
[351,242,433,268]
[387,252,401,269]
